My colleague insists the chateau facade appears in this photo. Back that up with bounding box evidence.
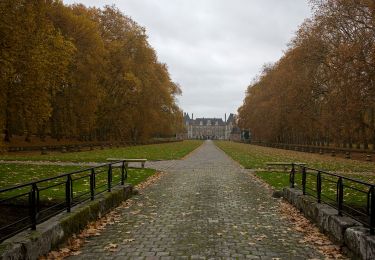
[183,113,239,140]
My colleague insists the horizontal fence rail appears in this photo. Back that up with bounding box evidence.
[0,160,128,242]
[3,138,182,153]
[289,163,375,234]
[250,141,375,161]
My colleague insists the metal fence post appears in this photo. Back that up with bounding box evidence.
[90,169,95,200]
[121,162,125,185]
[66,174,72,212]
[302,167,306,195]
[36,188,40,213]
[337,177,343,216]
[290,163,295,188]
[367,189,371,215]
[125,162,128,180]
[108,164,112,192]
[317,171,322,203]
[371,186,375,235]
[29,184,37,230]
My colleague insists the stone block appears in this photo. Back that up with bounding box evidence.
[283,187,303,206]
[283,187,375,259]
[315,203,337,232]
[344,226,375,260]
[327,215,360,244]
[297,196,317,221]
[272,190,283,198]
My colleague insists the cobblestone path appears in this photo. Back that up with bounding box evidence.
[69,141,323,259]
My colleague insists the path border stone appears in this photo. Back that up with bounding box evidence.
[0,185,133,260]
[283,187,375,259]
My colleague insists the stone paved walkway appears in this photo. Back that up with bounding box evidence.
[69,141,323,259]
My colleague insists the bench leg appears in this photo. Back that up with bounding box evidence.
[142,162,145,168]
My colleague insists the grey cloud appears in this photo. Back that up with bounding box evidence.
[64,0,311,118]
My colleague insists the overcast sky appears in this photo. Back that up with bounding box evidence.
[65,0,312,119]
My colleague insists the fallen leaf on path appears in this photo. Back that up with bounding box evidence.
[70,251,81,256]
[104,243,118,252]
[280,201,347,259]
[40,172,166,259]
[135,172,165,190]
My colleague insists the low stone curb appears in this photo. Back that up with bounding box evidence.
[283,187,375,260]
[0,185,133,260]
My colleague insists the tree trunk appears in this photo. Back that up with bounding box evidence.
[4,104,11,142]
[3,128,10,142]
[25,132,31,142]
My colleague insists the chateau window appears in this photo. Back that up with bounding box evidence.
[200,121,203,125]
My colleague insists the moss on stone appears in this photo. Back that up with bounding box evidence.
[29,230,42,241]
[59,186,132,242]
[60,205,91,240]
[87,200,101,219]
[0,243,9,255]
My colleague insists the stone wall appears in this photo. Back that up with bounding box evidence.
[0,185,133,260]
[283,187,375,260]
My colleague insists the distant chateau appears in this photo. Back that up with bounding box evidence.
[183,113,241,140]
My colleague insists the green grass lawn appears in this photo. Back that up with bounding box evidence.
[0,140,203,162]
[256,171,369,208]
[216,141,374,211]
[215,141,375,173]
[0,163,155,202]
[0,163,156,240]
[256,171,375,190]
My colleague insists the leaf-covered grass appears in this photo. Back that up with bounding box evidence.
[0,140,203,163]
[256,171,374,190]
[0,163,155,202]
[0,164,82,187]
[216,141,374,212]
[256,171,370,208]
[216,141,375,174]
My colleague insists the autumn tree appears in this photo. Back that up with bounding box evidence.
[238,0,375,149]
[0,0,74,142]
[0,1,183,143]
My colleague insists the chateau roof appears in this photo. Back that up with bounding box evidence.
[227,113,235,123]
[186,117,226,126]
[183,113,190,121]
[184,112,237,126]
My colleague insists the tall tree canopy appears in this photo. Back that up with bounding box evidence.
[238,0,375,149]
[0,1,183,143]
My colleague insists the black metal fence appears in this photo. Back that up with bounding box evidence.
[289,163,375,234]
[4,138,182,153]
[0,160,128,242]
[251,141,375,160]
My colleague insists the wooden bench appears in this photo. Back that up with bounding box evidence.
[107,158,147,168]
[266,162,306,171]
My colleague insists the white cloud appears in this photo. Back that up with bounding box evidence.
[64,0,312,118]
